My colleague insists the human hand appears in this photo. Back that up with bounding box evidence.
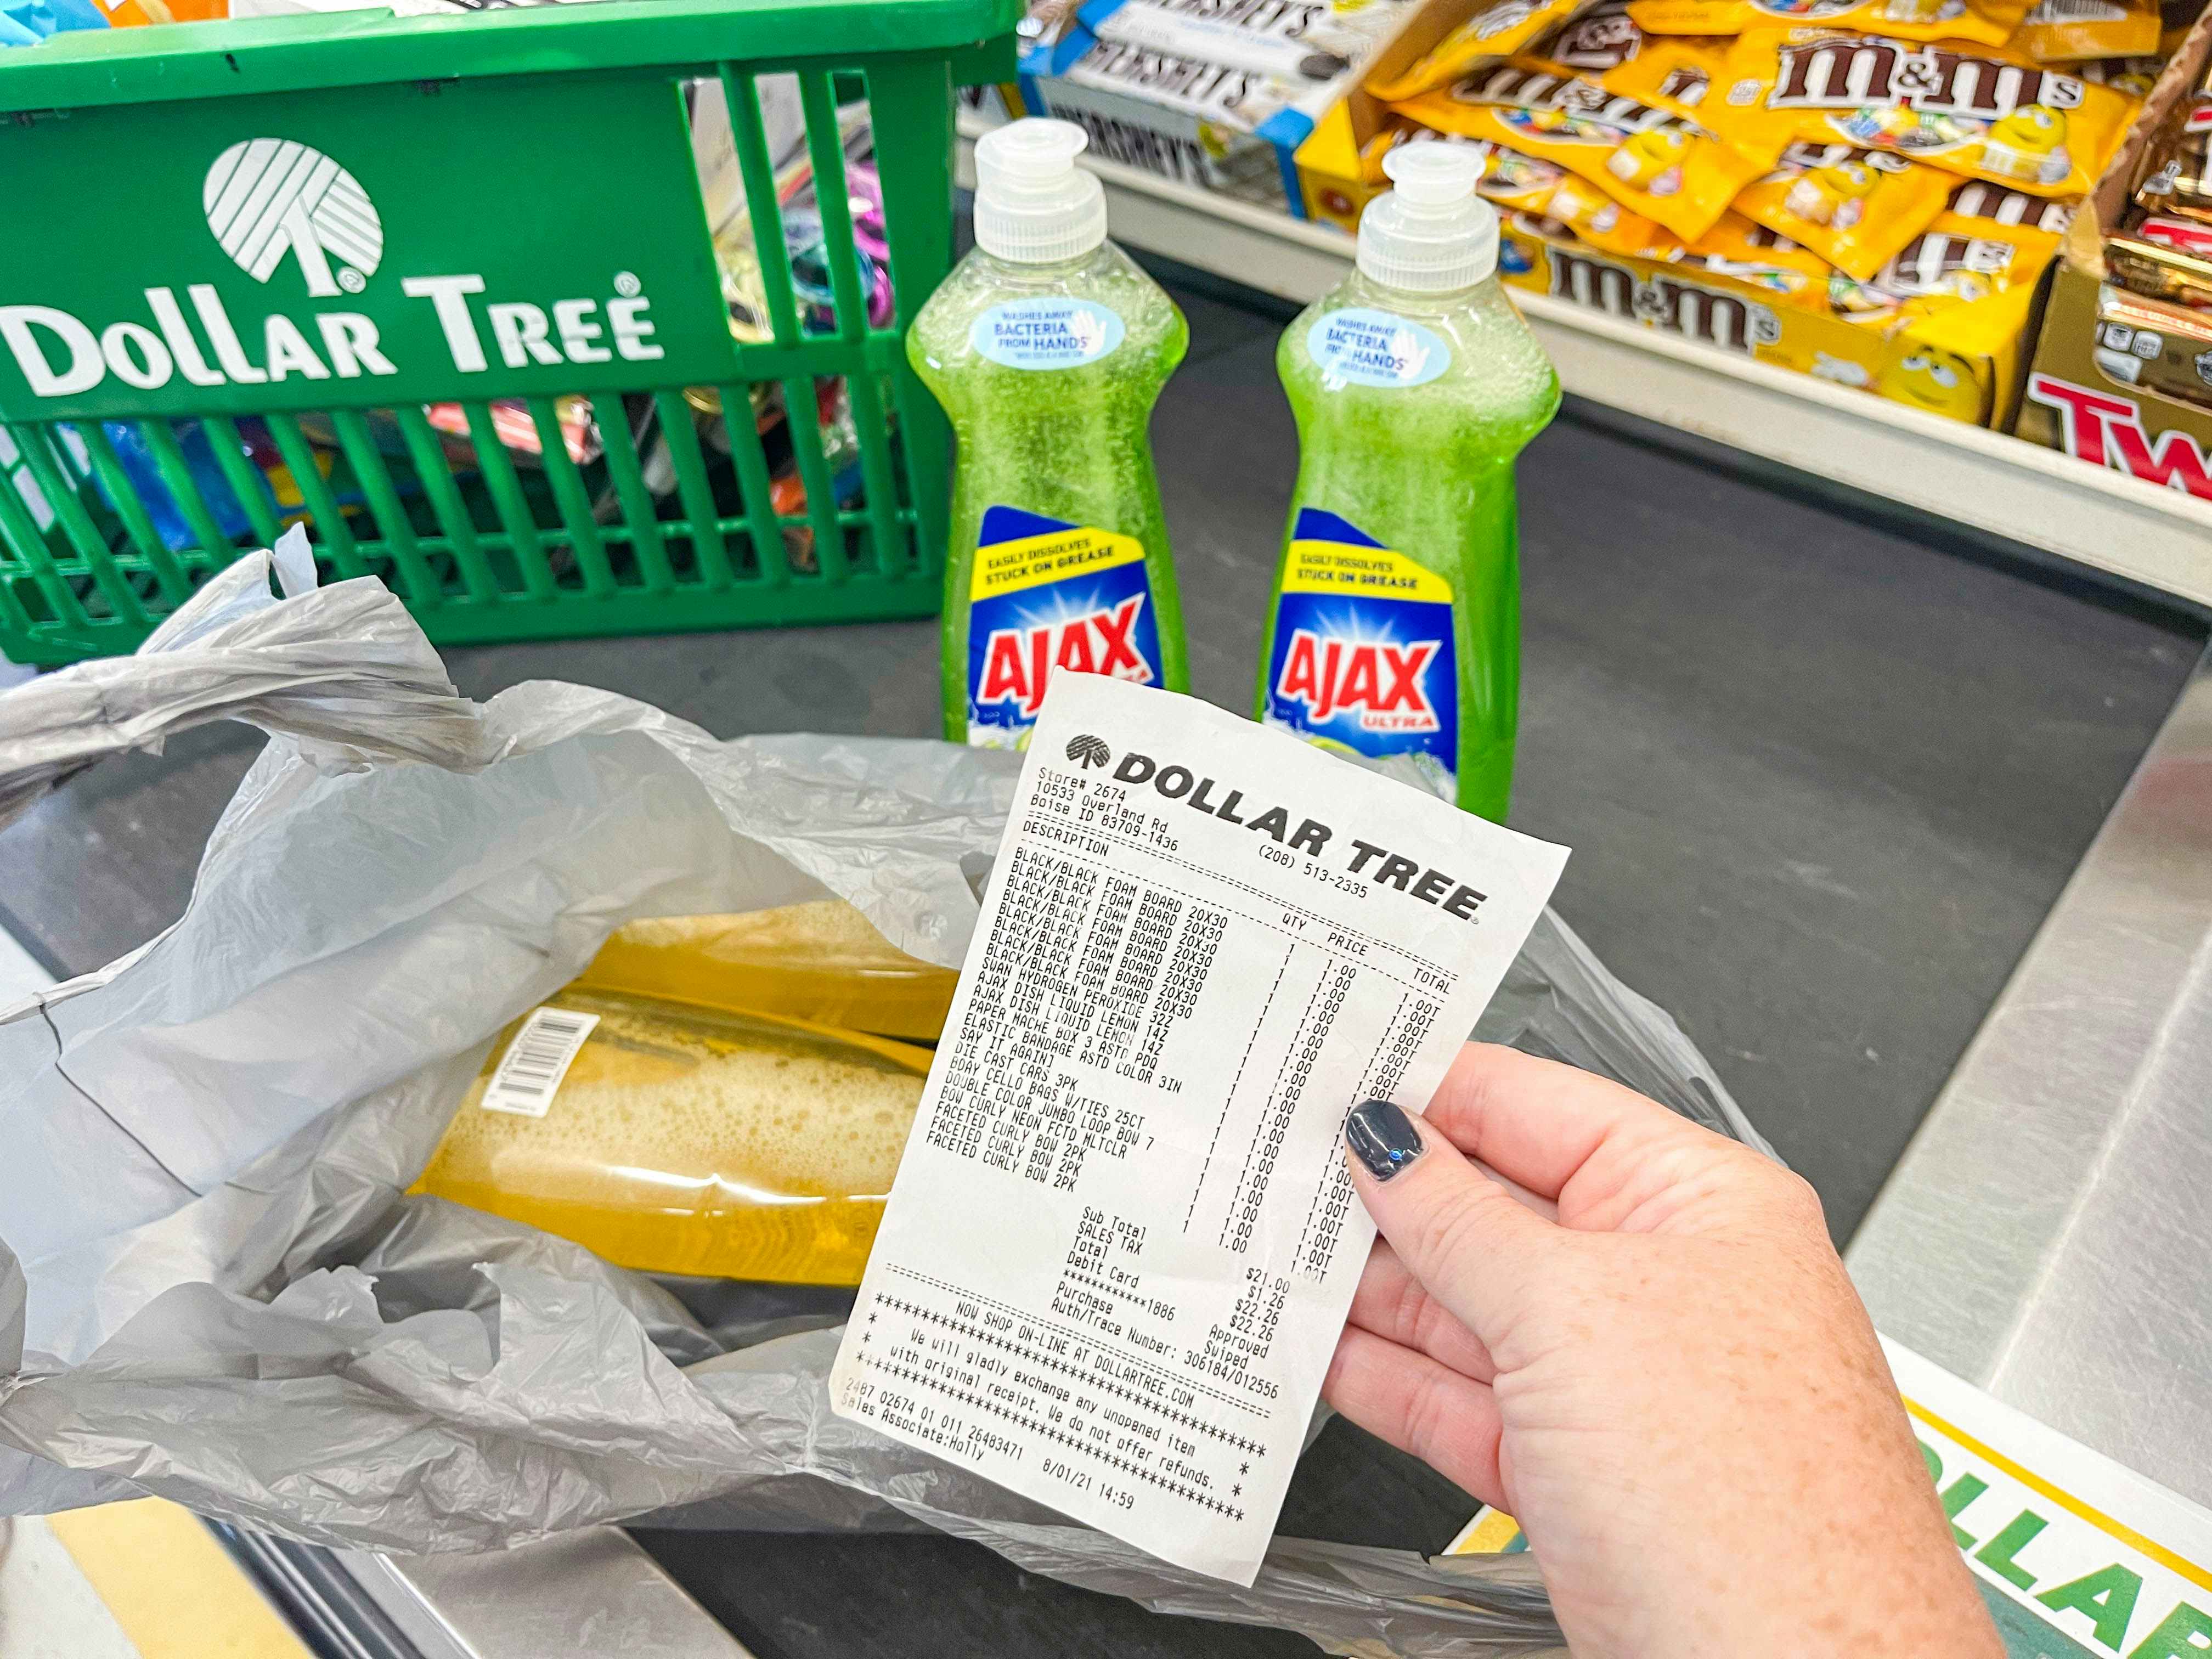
[1327,1043,2001,1659]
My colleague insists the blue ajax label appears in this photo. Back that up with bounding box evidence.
[1263,509,1458,799]
[967,505,1163,748]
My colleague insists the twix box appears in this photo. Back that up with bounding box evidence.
[2014,4,2212,496]
[2092,285,2212,407]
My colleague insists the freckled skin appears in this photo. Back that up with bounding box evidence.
[1326,1044,2006,1659]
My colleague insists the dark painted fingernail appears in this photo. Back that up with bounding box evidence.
[1346,1099,1424,1182]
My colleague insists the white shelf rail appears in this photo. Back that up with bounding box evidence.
[957,117,2212,608]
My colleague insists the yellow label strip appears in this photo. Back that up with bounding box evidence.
[47,1499,314,1659]
[1904,1398,2212,1596]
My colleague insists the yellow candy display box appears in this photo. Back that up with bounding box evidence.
[1298,107,2036,425]
[1495,213,2039,424]
[1291,0,2046,425]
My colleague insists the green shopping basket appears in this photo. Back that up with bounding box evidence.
[0,0,1019,665]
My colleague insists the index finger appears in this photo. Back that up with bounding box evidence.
[1421,1042,1711,1204]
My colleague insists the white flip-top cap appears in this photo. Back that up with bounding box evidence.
[1358,143,1499,292]
[973,118,1109,264]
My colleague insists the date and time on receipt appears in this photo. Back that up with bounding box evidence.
[829,672,1571,1585]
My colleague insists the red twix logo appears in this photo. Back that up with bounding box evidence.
[2028,374,2212,500]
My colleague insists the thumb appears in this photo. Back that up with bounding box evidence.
[1345,1097,1559,1346]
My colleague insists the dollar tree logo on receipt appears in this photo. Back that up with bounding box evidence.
[205,140,385,299]
[1065,733,1113,769]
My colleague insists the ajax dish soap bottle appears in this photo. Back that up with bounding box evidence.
[909,118,1190,747]
[1257,143,1559,822]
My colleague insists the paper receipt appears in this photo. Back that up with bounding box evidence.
[829,674,1568,1584]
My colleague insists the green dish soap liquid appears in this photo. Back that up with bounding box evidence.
[909,118,1190,747]
[1257,144,1559,822]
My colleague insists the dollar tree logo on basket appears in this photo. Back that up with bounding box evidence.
[204,140,385,300]
[0,132,681,408]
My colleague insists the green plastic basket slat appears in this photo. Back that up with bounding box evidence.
[0,557,32,638]
[795,71,910,581]
[8,425,145,628]
[800,71,868,345]
[528,399,618,597]
[263,413,365,580]
[462,400,555,601]
[331,411,440,603]
[0,470,86,632]
[865,58,956,591]
[393,572,936,648]
[397,408,499,603]
[77,424,191,605]
[717,383,788,586]
[724,340,876,381]
[202,416,287,552]
[0,0,1017,662]
[134,421,239,577]
[593,396,675,595]
[721,67,806,349]
[781,375,847,582]
[652,391,737,591]
[843,368,907,580]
